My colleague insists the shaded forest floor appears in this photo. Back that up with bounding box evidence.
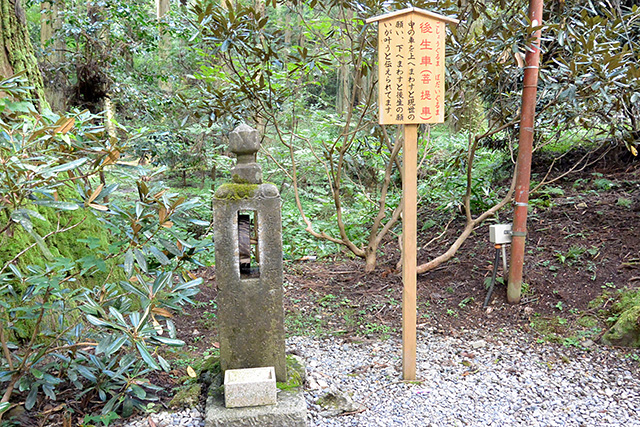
[177,159,640,366]
[17,156,640,426]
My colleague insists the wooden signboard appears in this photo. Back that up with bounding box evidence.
[367,8,458,125]
[366,8,458,381]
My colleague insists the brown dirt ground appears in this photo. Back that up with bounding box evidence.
[176,163,640,357]
[14,157,640,426]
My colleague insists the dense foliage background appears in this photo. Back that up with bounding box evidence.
[0,0,637,422]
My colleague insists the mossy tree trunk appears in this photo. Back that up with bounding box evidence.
[0,0,48,110]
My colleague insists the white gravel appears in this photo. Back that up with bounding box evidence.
[122,328,640,427]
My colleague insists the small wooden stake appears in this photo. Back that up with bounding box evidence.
[402,123,418,380]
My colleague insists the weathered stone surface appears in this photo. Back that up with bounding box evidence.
[286,354,307,385]
[213,184,286,381]
[601,304,640,347]
[316,387,363,417]
[224,367,277,408]
[213,124,286,382]
[205,352,308,426]
[229,124,262,185]
[168,383,202,409]
[206,388,307,427]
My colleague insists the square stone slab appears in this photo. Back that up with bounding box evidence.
[224,367,277,408]
[207,388,307,427]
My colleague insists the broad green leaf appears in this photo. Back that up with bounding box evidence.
[124,249,134,277]
[119,280,148,300]
[42,384,56,400]
[174,277,203,292]
[13,208,46,222]
[0,402,11,416]
[158,354,170,372]
[133,249,148,273]
[152,272,172,295]
[96,335,113,355]
[75,365,97,382]
[32,200,80,210]
[150,246,170,265]
[135,202,144,219]
[136,341,160,370]
[130,384,147,399]
[8,264,22,279]
[166,319,176,339]
[150,335,184,346]
[25,384,38,410]
[86,314,117,329]
[109,306,128,327]
[105,335,127,357]
[159,238,181,257]
[43,158,88,175]
[102,395,120,413]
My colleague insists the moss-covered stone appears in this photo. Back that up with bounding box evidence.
[168,383,202,409]
[601,304,640,347]
[200,356,222,374]
[597,288,640,348]
[213,183,259,200]
[277,355,306,391]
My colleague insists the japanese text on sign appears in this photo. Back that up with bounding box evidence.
[377,14,446,124]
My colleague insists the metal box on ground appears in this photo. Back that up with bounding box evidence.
[489,224,512,244]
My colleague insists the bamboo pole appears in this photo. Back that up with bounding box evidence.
[402,123,418,380]
[507,0,544,304]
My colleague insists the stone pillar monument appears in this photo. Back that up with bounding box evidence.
[213,124,286,382]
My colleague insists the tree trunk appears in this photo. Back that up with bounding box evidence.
[0,0,48,110]
[41,1,66,112]
[156,0,170,57]
[284,3,292,46]
[336,8,353,114]
[364,246,377,273]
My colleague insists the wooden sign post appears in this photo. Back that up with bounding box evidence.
[366,7,458,380]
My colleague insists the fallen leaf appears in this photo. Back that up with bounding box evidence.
[187,366,197,378]
[152,307,173,318]
[88,203,109,211]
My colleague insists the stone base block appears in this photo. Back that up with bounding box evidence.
[206,388,307,427]
[224,367,276,408]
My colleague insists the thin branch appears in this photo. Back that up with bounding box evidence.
[421,216,455,250]
[531,143,611,193]
[416,164,517,275]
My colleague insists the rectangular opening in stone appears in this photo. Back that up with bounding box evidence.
[238,210,260,278]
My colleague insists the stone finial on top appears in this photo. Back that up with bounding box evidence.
[229,124,262,184]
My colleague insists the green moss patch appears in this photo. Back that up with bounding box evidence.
[0,191,118,289]
[168,383,202,409]
[600,288,640,348]
[214,183,259,200]
[277,354,305,391]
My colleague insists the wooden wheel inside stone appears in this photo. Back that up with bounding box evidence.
[238,214,251,273]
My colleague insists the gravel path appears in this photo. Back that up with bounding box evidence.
[123,328,640,427]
